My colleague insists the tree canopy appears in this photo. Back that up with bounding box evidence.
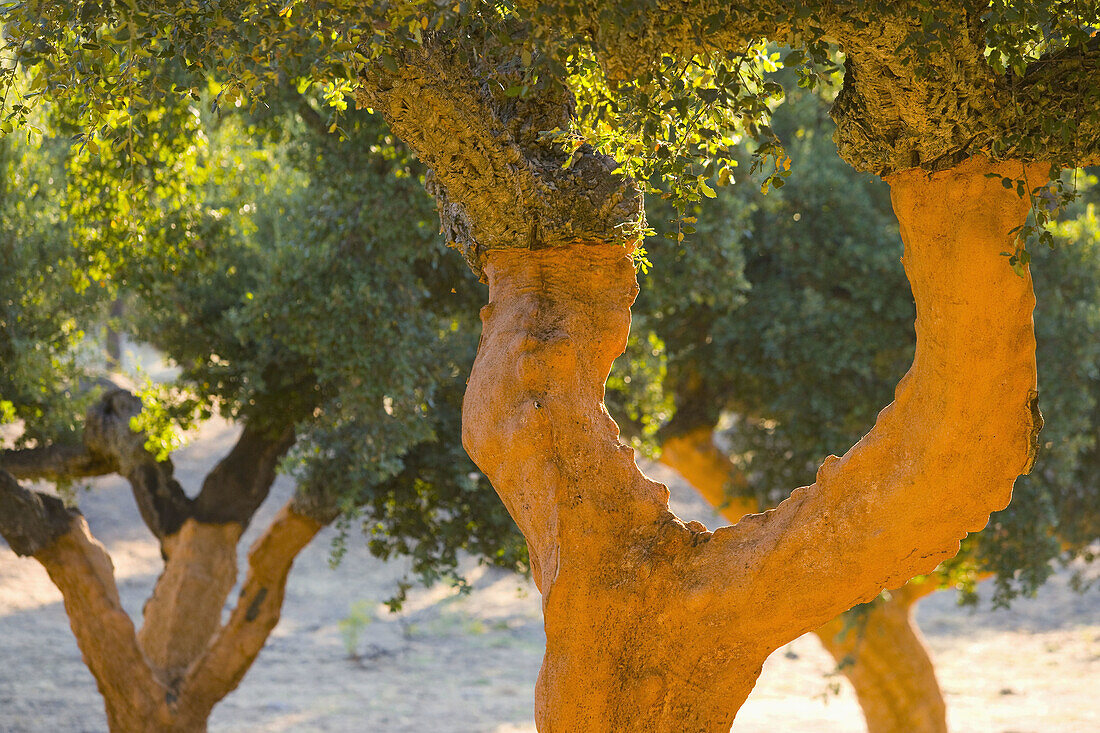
[1,80,527,599]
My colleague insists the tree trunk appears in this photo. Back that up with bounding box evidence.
[660,428,948,733]
[31,505,319,733]
[1,466,322,732]
[461,155,1043,731]
[35,515,172,731]
[137,520,242,688]
[658,426,758,519]
[172,505,323,729]
[816,580,944,733]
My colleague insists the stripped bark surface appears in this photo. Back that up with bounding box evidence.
[459,156,1043,730]
[0,394,322,733]
[660,427,947,733]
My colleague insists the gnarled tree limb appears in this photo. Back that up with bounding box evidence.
[0,389,193,544]
[358,36,641,277]
[0,469,78,556]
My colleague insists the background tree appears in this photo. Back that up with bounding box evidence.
[3,2,1098,729]
[0,87,525,732]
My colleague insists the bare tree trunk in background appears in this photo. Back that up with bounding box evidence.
[105,299,123,369]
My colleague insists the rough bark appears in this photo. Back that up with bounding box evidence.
[84,390,194,542]
[659,427,947,733]
[137,519,243,689]
[525,1,1100,173]
[461,155,1042,730]
[1,389,193,542]
[0,470,79,556]
[357,36,641,278]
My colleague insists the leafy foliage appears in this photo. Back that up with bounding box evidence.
[0,126,107,448]
[4,77,527,601]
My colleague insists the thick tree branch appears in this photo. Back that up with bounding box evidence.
[0,469,78,555]
[87,391,193,543]
[191,424,296,528]
[660,427,948,733]
[702,157,1045,645]
[357,37,640,277]
[173,503,323,727]
[0,444,114,482]
[135,423,295,684]
[137,519,242,688]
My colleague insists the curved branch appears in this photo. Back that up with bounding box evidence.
[661,428,949,733]
[191,424,295,528]
[702,156,1045,642]
[461,156,1044,730]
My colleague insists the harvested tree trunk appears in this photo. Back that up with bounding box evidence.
[0,404,322,733]
[461,155,1044,731]
[816,580,944,733]
[11,498,320,733]
[660,428,947,733]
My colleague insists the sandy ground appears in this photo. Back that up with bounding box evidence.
[1,417,1097,733]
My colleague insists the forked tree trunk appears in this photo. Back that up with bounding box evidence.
[0,413,322,733]
[461,156,1044,731]
[660,427,947,733]
[27,505,322,733]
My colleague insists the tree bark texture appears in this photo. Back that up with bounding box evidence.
[815,579,944,733]
[461,155,1043,731]
[660,428,947,733]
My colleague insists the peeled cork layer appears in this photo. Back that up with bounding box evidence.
[659,429,947,733]
[462,155,1045,731]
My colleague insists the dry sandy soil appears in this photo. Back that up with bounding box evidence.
[1,417,1097,732]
